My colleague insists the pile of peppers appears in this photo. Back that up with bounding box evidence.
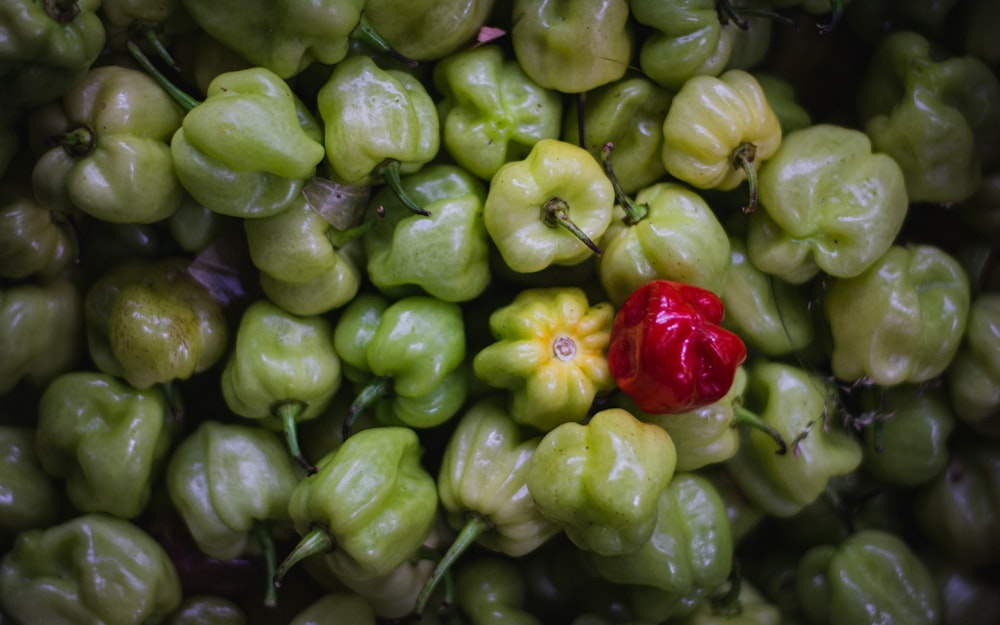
[3,0,1000,624]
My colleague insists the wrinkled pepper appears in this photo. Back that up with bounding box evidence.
[607,279,747,415]
[0,512,182,625]
[164,595,248,625]
[823,244,970,386]
[526,407,677,555]
[472,286,615,431]
[288,592,376,625]
[434,44,564,182]
[453,557,544,625]
[0,426,62,546]
[0,179,78,279]
[945,292,1000,435]
[362,0,496,61]
[746,123,909,284]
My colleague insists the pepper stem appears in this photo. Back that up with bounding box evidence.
[415,546,455,617]
[733,404,787,455]
[136,21,180,71]
[45,0,80,22]
[708,560,743,617]
[126,40,201,112]
[541,197,603,257]
[415,514,492,615]
[351,13,419,68]
[273,526,335,589]
[376,159,430,216]
[252,521,279,608]
[343,376,394,440]
[732,142,759,215]
[601,142,648,225]
[715,0,795,29]
[274,400,315,474]
[58,125,96,158]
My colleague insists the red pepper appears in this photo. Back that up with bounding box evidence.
[608,279,747,414]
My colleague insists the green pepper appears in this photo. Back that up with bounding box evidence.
[180,0,363,78]
[620,367,747,472]
[434,44,564,182]
[945,293,1000,436]
[719,234,814,357]
[484,138,615,273]
[856,30,1000,205]
[221,299,342,471]
[0,512,182,625]
[244,194,364,316]
[961,0,1000,69]
[36,371,176,519]
[562,75,672,196]
[333,291,467,436]
[274,426,438,585]
[0,179,77,279]
[166,194,229,254]
[824,244,971,386]
[0,277,83,394]
[661,69,783,214]
[724,360,863,518]
[753,73,813,135]
[746,124,909,284]
[671,580,781,625]
[586,473,735,622]
[166,421,302,561]
[914,433,1000,571]
[0,426,62,547]
[0,0,106,109]
[453,557,544,625]
[510,0,633,94]
[526,407,677,555]
[363,0,496,61]
[84,256,229,391]
[165,595,248,625]
[795,529,941,625]
[597,180,732,307]
[317,54,440,215]
[922,547,1000,625]
[29,64,185,224]
[472,286,615,431]
[859,384,957,487]
[288,592,376,625]
[362,164,492,303]
[319,554,438,621]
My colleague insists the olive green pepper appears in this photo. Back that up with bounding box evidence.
[0,426,62,547]
[0,179,77,279]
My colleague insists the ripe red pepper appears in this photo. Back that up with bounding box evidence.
[608,279,747,414]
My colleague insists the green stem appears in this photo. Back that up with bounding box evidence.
[709,560,743,617]
[351,13,418,67]
[601,142,648,225]
[58,125,96,158]
[273,526,334,589]
[415,546,455,616]
[377,159,430,216]
[733,404,787,455]
[45,0,80,22]
[541,197,603,257]
[138,22,180,71]
[732,142,759,215]
[715,0,795,29]
[415,514,492,615]
[343,376,394,440]
[253,521,279,608]
[274,400,315,474]
[126,40,201,112]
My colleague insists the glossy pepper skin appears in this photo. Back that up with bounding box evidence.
[0,0,106,109]
[587,473,734,622]
[472,287,615,431]
[363,0,495,61]
[318,55,439,189]
[0,426,61,546]
[434,44,563,182]
[946,293,1000,435]
[608,279,747,415]
[856,30,1000,205]
[510,0,632,94]
[795,529,941,625]
[527,408,677,555]
[244,194,363,316]
[84,256,229,390]
[171,67,326,219]
[453,557,544,625]
[280,426,438,582]
[333,291,467,432]
[37,371,176,519]
[724,361,863,518]
[483,138,615,273]
[746,124,909,284]
[661,70,782,211]
[164,595,248,625]
[362,164,492,303]
[0,277,83,394]
[672,581,781,625]
[166,421,302,561]
[288,592,376,625]
[180,0,363,78]
[824,244,970,386]
[30,65,185,224]
[0,512,182,625]
[0,179,78,279]
[597,181,732,307]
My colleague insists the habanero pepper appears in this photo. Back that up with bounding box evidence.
[607,279,748,415]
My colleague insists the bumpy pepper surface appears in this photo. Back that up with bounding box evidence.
[945,293,1000,434]
[0,179,78,279]
[0,426,61,546]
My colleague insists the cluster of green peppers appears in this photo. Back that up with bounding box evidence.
[2,0,1000,624]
